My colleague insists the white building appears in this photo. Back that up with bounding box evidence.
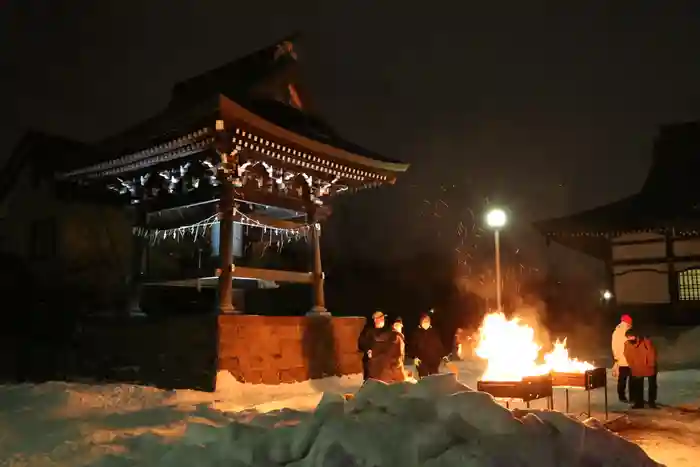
[535,122,700,324]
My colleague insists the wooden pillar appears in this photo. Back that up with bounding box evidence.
[125,207,147,317]
[216,120,237,314]
[308,212,328,316]
[217,184,236,314]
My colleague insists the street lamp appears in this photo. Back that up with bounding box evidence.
[485,208,508,312]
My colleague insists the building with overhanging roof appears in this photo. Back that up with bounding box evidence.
[534,121,700,324]
[1,35,409,316]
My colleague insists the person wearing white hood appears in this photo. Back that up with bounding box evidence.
[612,314,634,402]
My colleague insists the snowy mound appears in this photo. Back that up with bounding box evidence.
[118,374,658,467]
[1,374,667,466]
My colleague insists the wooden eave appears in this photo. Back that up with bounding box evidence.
[219,96,409,180]
[57,126,216,180]
[535,194,700,237]
[56,94,408,187]
[534,196,646,238]
[534,193,700,258]
[533,121,700,258]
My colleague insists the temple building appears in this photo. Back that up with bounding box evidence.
[0,36,409,388]
[534,121,700,325]
[2,35,409,317]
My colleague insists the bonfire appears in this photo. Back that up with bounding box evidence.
[475,312,594,382]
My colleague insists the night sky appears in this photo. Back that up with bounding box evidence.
[2,1,699,277]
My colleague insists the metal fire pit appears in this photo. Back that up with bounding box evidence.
[552,367,608,419]
[477,374,554,409]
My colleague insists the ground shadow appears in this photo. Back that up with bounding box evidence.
[0,314,217,392]
[301,316,339,392]
[613,411,700,446]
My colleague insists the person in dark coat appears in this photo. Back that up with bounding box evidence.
[408,312,446,378]
[358,311,387,381]
[368,318,408,383]
[624,328,659,409]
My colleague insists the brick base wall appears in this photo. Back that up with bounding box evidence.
[217,315,365,385]
[0,313,365,391]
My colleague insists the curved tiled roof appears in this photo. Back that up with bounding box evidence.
[169,33,301,107]
[95,34,405,167]
[642,121,700,199]
[533,121,700,257]
[235,98,403,164]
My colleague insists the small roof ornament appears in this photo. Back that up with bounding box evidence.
[274,40,298,61]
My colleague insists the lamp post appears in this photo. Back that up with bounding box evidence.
[485,208,508,312]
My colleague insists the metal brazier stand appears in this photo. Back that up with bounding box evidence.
[551,367,608,419]
[477,374,554,410]
[477,367,608,419]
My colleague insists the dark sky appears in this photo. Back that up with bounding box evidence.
[2,1,699,276]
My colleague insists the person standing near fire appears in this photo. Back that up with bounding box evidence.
[612,314,633,402]
[451,327,468,361]
[408,311,446,378]
[358,311,387,382]
[368,317,408,383]
[623,328,658,409]
[393,317,410,380]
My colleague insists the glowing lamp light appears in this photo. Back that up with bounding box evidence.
[485,208,507,229]
[602,290,613,301]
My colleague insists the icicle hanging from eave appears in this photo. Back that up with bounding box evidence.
[133,206,316,246]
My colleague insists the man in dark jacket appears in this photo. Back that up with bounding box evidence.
[358,311,387,381]
[408,312,446,378]
[369,319,408,383]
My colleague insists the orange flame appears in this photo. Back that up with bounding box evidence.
[475,312,594,381]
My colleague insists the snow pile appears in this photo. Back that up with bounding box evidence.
[84,374,659,467]
[2,370,680,466]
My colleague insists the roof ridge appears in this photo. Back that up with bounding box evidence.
[168,33,303,106]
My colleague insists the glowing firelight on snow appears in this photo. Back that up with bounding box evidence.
[475,312,594,381]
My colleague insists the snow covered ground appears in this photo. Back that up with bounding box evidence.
[449,359,700,466]
[2,356,698,466]
[5,321,700,467]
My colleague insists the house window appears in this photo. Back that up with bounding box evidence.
[678,268,700,301]
[29,218,57,259]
